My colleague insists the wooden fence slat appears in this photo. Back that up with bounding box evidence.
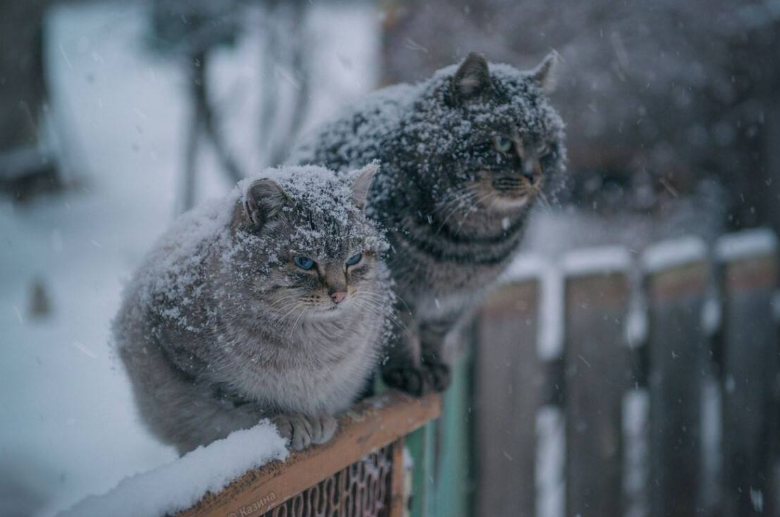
[563,251,631,517]
[643,239,710,517]
[475,280,543,517]
[717,231,779,517]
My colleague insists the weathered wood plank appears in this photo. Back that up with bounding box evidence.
[718,231,779,517]
[475,279,544,517]
[563,252,631,517]
[643,239,710,517]
[176,392,441,517]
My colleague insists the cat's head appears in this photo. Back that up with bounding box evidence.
[228,164,388,320]
[405,52,566,216]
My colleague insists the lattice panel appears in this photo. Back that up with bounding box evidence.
[262,445,395,517]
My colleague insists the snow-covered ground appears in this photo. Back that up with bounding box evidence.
[0,4,379,516]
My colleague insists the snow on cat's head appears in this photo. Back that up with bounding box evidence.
[228,164,389,318]
[404,52,567,214]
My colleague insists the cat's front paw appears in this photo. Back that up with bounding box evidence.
[382,360,452,396]
[310,414,338,445]
[271,414,337,451]
[382,365,426,397]
[423,360,452,393]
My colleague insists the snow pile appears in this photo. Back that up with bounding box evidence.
[55,422,288,517]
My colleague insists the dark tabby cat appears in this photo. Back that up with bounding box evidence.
[115,165,391,453]
[288,53,566,395]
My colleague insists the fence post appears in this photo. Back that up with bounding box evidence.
[562,247,631,517]
[642,237,710,517]
[717,229,779,517]
[473,257,549,517]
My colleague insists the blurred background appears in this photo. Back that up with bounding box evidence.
[1,1,778,516]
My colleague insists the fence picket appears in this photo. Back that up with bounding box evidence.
[717,230,779,516]
[475,278,544,517]
[562,249,631,517]
[643,238,710,517]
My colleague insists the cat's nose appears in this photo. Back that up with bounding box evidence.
[331,291,347,304]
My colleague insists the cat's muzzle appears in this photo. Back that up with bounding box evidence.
[491,175,532,197]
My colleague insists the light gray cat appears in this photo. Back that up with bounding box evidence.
[114,164,391,454]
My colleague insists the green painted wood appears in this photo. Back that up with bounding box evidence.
[434,338,474,517]
[407,418,437,517]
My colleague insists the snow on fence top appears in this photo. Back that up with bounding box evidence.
[500,254,549,282]
[55,422,288,517]
[716,228,779,262]
[641,236,708,273]
[497,254,564,361]
[561,246,632,277]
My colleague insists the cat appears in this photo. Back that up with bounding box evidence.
[288,52,566,395]
[114,164,392,454]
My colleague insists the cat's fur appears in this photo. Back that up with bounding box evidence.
[289,53,566,395]
[114,164,391,454]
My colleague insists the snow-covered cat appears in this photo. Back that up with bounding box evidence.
[289,53,566,395]
[114,164,391,453]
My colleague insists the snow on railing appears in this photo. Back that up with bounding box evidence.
[58,392,440,517]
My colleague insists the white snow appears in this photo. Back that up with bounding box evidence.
[55,422,288,517]
[539,266,565,361]
[498,254,564,361]
[701,295,723,336]
[501,254,547,281]
[535,405,565,517]
[560,246,632,277]
[622,390,649,517]
[625,298,649,349]
[641,236,707,273]
[715,228,778,262]
[0,4,379,517]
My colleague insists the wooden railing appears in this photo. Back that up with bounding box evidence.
[177,392,441,517]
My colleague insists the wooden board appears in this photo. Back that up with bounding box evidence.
[176,392,441,517]
[564,271,630,517]
[720,253,778,516]
[474,280,545,517]
[646,260,709,517]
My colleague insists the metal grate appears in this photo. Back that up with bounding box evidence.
[263,445,395,517]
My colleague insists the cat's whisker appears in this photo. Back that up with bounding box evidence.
[288,306,308,338]
[434,189,480,235]
[454,190,495,235]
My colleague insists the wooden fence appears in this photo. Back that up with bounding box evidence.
[470,228,780,517]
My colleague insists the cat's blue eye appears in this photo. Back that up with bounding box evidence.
[495,136,513,153]
[293,256,316,270]
[345,253,362,267]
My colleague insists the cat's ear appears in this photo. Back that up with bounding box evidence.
[243,178,288,228]
[451,52,493,102]
[350,163,378,211]
[530,51,559,94]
